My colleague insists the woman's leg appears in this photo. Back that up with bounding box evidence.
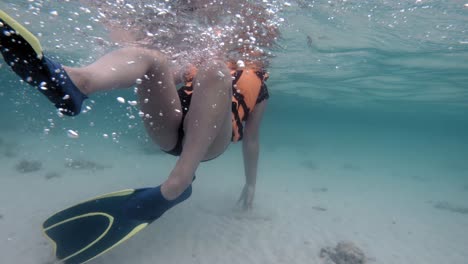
[161,60,233,199]
[67,51,233,201]
[65,47,182,151]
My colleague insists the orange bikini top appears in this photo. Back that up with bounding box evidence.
[181,63,269,142]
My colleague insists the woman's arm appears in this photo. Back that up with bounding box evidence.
[238,100,268,210]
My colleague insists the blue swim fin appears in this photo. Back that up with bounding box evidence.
[42,184,192,264]
[0,10,87,116]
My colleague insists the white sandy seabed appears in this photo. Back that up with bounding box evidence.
[0,127,467,264]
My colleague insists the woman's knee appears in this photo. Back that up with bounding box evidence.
[117,47,168,69]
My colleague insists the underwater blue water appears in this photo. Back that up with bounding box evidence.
[1,0,466,166]
[1,0,467,124]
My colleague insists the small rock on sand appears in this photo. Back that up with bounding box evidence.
[65,159,107,171]
[433,201,468,215]
[312,206,327,212]
[15,159,42,173]
[45,172,61,180]
[320,241,367,264]
[311,187,328,193]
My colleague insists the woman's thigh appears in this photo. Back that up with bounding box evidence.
[137,55,183,151]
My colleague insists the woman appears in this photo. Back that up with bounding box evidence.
[0,0,280,215]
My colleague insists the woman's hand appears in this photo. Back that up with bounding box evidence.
[237,184,255,211]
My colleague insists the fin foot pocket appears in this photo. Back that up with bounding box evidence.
[123,185,193,222]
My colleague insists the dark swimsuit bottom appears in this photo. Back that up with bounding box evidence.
[163,86,193,157]
[163,70,269,157]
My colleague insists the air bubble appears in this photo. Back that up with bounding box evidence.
[117,97,126,104]
[67,130,79,139]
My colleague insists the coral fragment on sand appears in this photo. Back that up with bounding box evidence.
[312,206,327,212]
[433,201,468,215]
[45,172,61,180]
[311,187,328,193]
[15,159,42,173]
[320,241,367,264]
[65,159,107,171]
